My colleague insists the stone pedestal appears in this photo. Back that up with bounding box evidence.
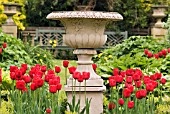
[2,3,21,37]
[47,11,123,113]
[65,86,106,114]
[151,5,168,38]
[151,27,167,38]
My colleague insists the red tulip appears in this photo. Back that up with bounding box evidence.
[146,83,154,92]
[154,54,159,59]
[140,89,147,98]
[30,83,37,91]
[136,90,142,99]
[41,65,47,72]
[150,74,157,81]
[77,74,84,82]
[168,48,170,53]
[127,84,134,93]
[158,52,163,57]
[126,76,133,83]
[63,60,69,68]
[120,71,126,77]
[57,83,62,90]
[68,66,76,74]
[162,49,167,55]
[47,70,55,74]
[55,66,61,73]
[10,66,18,72]
[147,52,153,58]
[16,80,26,90]
[0,48,2,54]
[23,75,31,83]
[154,72,162,80]
[49,85,57,93]
[46,108,51,113]
[160,78,166,84]
[128,101,134,109]
[82,72,90,80]
[144,49,149,55]
[115,75,123,83]
[123,88,131,98]
[118,98,124,106]
[92,63,97,72]
[108,102,116,110]
[2,42,7,48]
[109,79,116,87]
[21,64,28,70]
[126,69,134,76]
[132,73,140,81]
[113,68,119,76]
[135,80,142,88]
[10,72,15,80]
[73,72,81,79]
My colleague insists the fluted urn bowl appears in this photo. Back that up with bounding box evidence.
[47,11,123,48]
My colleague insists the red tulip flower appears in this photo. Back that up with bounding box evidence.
[0,48,2,54]
[10,66,18,72]
[113,68,119,76]
[82,72,90,80]
[147,52,153,58]
[46,108,51,113]
[108,102,116,110]
[128,101,134,109]
[16,80,26,90]
[21,64,28,70]
[135,80,142,88]
[136,90,147,99]
[162,49,167,55]
[158,52,163,57]
[123,88,131,98]
[168,48,170,53]
[115,75,123,83]
[55,66,61,73]
[63,60,69,68]
[68,66,76,74]
[57,83,62,90]
[160,78,166,84]
[10,72,16,80]
[23,75,31,83]
[146,83,154,92]
[144,49,149,55]
[154,54,159,59]
[41,65,47,72]
[155,72,162,80]
[92,63,97,72]
[109,79,116,87]
[126,76,133,83]
[118,98,124,106]
[2,42,7,48]
[0,75,2,83]
[77,74,84,82]
[73,72,81,80]
[120,71,126,77]
[30,83,37,91]
[49,85,57,93]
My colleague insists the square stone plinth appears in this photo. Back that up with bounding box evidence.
[151,27,167,38]
[2,25,17,37]
[65,85,106,114]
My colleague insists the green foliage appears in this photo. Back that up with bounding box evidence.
[0,99,13,114]
[0,29,54,70]
[94,36,170,82]
[155,96,170,114]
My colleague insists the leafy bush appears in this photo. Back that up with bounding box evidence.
[94,36,170,81]
[0,29,54,70]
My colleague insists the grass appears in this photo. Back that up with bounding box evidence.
[53,59,77,85]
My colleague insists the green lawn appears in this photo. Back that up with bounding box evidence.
[53,59,77,85]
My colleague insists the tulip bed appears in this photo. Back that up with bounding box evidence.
[0,30,170,114]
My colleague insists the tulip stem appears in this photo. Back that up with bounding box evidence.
[52,93,55,114]
[0,85,1,108]
[65,68,67,85]
[79,82,81,113]
[85,80,86,103]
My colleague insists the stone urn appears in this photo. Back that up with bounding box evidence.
[47,11,123,114]
[2,3,21,37]
[152,5,168,28]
